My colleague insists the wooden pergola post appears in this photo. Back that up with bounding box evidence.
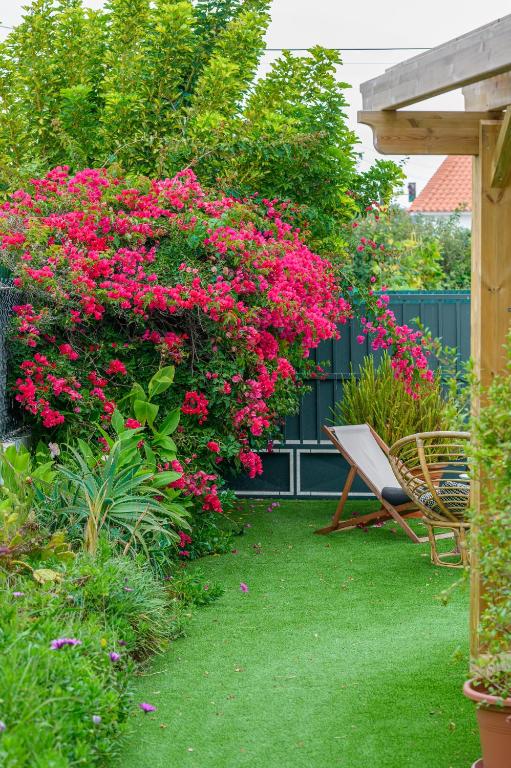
[470,120,511,654]
[358,12,511,663]
[472,120,511,399]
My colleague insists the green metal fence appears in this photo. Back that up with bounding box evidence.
[233,291,470,498]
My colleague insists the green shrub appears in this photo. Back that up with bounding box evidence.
[470,336,511,697]
[57,439,189,559]
[0,547,192,766]
[0,0,403,253]
[348,205,470,290]
[166,566,224,607]
[333,353,449,447]
[68,545,187,656]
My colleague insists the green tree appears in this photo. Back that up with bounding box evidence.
[0,0,402,253]
[348,205,470,289]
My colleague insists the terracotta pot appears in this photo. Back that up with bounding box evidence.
[464,679,511,768]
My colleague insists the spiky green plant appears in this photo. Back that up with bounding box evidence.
[332,352,449,448]
[58,440,189,557]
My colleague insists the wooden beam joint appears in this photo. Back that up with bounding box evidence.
[491,107,511,187]
[358,111,502,156]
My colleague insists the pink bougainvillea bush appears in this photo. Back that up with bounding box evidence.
[0,167,432,516]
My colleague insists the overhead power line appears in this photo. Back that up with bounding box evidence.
[0,24,431,51]
[266,47,431,51]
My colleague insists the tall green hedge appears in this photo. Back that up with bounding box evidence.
[0,0,403,253]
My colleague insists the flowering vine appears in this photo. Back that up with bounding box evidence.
[0,167,432,513]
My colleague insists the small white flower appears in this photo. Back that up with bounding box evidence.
[48,442,60,458]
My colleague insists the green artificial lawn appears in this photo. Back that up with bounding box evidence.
[120,500,480,768]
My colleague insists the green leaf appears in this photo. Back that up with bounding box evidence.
[134,399,159,427]
[152,470,181,488]
[144,442,157,468]
[152,435,177,452]
[158,407,181,436]
[33,568,62,584]
[111,408,125,435]
[148,366,175,398]
[130,382,147,403]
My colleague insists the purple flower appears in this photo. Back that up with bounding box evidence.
[92,715,102,725]
[119,640,127,647]
[109,652,121,662]
[239,582,249,593]
[0,721,5,732]
[139,702,157,713]
[50,637,82,650]
[12,591,25,598]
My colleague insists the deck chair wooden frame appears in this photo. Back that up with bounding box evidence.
[315,424,424,543]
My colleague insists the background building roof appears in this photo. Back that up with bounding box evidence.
[408,155,472,213]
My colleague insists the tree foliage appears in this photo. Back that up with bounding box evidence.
[348,205,470,289]
[0,0,403,252]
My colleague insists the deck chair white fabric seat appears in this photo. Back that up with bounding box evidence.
[316,424,423,543]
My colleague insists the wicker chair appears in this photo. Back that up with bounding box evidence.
[389,431,471,568]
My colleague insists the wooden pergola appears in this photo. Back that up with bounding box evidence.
[358,14,511,657]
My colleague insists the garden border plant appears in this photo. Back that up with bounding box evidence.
[463,333,511,767]
[0,167,434,524]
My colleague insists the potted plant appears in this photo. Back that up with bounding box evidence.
[464,342,511,768]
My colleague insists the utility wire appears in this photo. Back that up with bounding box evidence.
[266,47,430,51]
[0,24,431,50]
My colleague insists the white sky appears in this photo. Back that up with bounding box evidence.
[2,0,510,205]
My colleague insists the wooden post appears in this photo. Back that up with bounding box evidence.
[470,120,511,658]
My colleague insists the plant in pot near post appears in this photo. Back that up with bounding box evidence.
[464,341,511,768]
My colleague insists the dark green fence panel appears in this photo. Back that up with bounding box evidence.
[234,291,470,498]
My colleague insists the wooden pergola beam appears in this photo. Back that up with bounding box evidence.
[463,73,511,112]
[358,111,500,155]
[360,14,511,111]
[491,107,511,187]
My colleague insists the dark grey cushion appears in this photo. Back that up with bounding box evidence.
[381,486,411,506]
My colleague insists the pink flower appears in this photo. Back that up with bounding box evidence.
[58,343,79,361]
[105,359,127,376]
[206,440,220,453]
[125,418,142,429]
[179,531,192,547]
[139,702,157,713]
[181,391,208,424]
[240,582,249,593]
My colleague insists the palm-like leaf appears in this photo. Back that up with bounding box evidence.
[57,441,190,556]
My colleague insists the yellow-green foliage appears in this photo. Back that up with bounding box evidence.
[0,0,402,253]
[333,353,449,448]
[470,335,511,696]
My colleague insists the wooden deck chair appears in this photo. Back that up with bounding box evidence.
[316,424,423,543]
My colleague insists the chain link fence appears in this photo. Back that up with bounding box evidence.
[0,283,19,437]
